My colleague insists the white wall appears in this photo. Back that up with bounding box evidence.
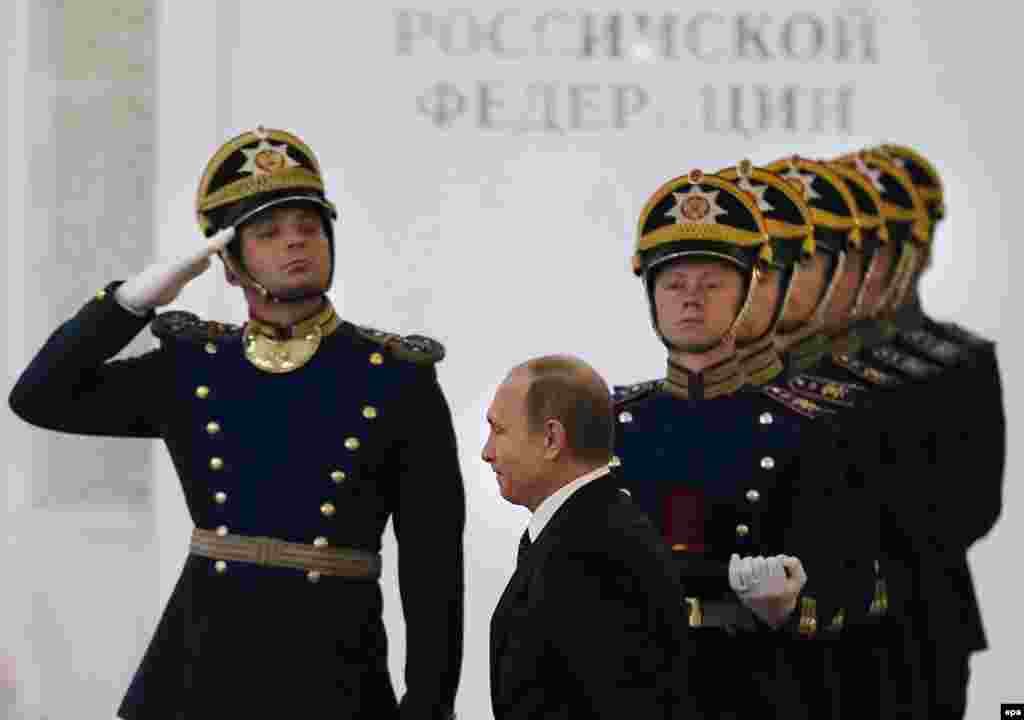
[5,1,1021,718]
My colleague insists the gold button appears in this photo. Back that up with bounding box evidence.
[369,352,384,366]
[330,470,346,484]
[205,342,218,355]
[214,560,227,574]
[746,489,760,503]
[307,571,321,583]
[305,334,316,342]
[759,412,774,425]
[95,289,107,301]
[609,455,622,467]
[344,437,360,451]
[320,502,336,518]
[209,457,224,471]
[214,491,227,505]
[206,421,221,435]
[313,536,329,548]
[736,524,750,537]
[362,406,378,420]
[760,456,775,470]
[195,386,211,399]
[216,525,229,537]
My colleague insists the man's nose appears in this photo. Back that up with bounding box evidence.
[284,229,307,248]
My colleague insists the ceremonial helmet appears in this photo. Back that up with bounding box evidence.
[634,169,771,348]
[826,159,890,317]
[876,143,945,227]
[195,126,339,302]
[715,160,813,344]
[834,149,929,308]
[761,156,863,335]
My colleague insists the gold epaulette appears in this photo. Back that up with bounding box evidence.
[938,321,994,349]
[899,328,969,367]
[788,373,870,409]
[356,326,445,365]
[831,352,902,388]
[152,311,242,345]
[761,385,835,419]
[867,345,944,381]
[612,380,660,408]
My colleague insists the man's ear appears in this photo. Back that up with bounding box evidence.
[543,419,568,460]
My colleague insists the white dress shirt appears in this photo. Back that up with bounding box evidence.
[528,464,612,542]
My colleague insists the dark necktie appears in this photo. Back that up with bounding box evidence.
[517,529,532,566]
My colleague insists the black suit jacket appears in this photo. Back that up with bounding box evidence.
[490,472,697,720]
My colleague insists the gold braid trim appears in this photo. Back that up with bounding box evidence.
[637,222,767,252]
[198,167,325,213]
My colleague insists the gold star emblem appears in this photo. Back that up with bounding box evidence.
[854,156,887,194]
[666,186,729,225]
[239,139,299,176]
[781,167,821,202]
[737,176,774,213]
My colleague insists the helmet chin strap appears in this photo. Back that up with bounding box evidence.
[217,249,328,305]
[645,264,762,355]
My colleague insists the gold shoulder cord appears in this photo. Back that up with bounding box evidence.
[798,596,818,637]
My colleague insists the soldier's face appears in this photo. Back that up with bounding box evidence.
[653,259,745,352]
[862,242,896,314]
[483,374,550,511]
[735,265,782,345]
[823,248,864,334]
[778,252,830,333]
[238,206,331,298]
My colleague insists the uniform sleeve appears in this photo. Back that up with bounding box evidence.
[391,367,465,720]
[545,540,699,720]
[942,353,1005,548]
[783,422,875,636]
[8,281,167,438]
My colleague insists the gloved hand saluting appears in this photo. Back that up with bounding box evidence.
[728,553,807,628]
[115,228,235,315]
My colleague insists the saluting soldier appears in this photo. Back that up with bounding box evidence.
[612,169,861,720]
[8,127,465,719]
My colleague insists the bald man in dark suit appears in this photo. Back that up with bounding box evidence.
[484,355,699,720]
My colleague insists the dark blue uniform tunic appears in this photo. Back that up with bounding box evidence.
[9,283,465,719]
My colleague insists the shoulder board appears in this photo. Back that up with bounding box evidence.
[868,344,944,381]
[787,373,870,409]
[152,311,242,345]
[356,325,445,365]
[612,380,660,407]
[831,352,903,388]
[937,322,994,350]
[761,385,836,419]
[898,328,969,367]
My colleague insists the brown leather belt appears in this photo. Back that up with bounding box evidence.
[190,528,381,579]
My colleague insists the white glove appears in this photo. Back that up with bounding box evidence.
[729,553,807,628]
[115,228,235,315]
